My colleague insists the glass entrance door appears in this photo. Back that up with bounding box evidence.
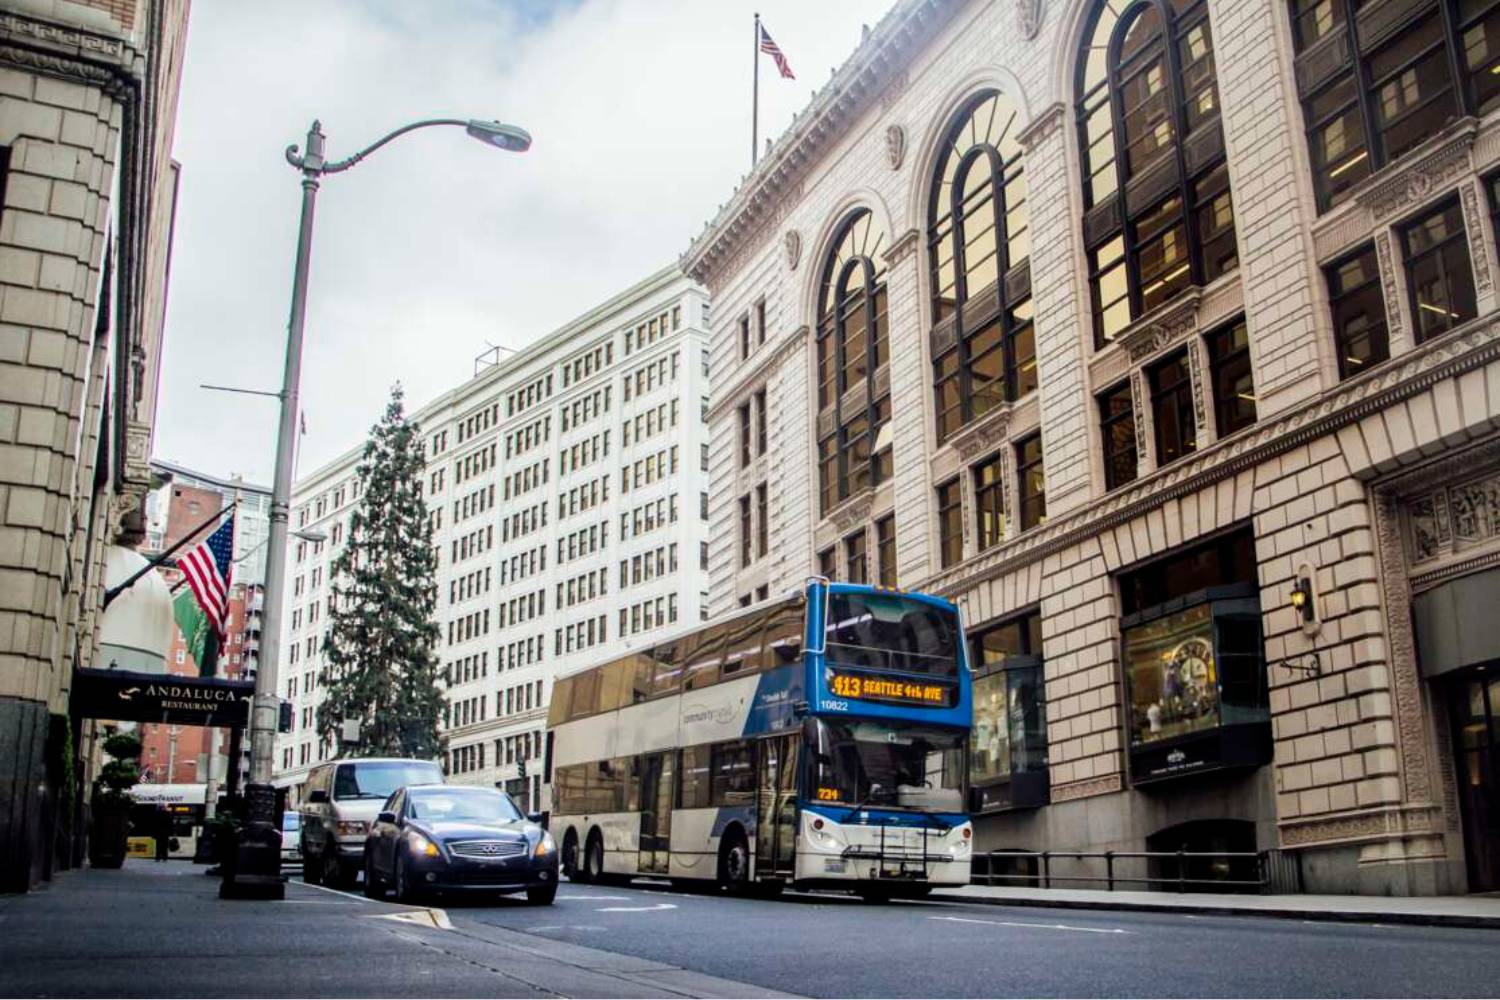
[1448,669,1500,892]
[755,734,799,878]
[638,752,673,874]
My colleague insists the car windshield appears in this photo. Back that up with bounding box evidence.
[333,761,442,801]
[408,788,523,825]
[824,593,960,678]
[810,719,966,813]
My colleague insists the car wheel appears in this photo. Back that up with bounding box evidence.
[362,855,382,899]
[717,831,750,895]
[526,882,558,905]
[394,854,421,904]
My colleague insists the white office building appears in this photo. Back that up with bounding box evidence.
[273,266,713,806]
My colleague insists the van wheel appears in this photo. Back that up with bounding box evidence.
[717,830,750,895]
[301,849,321,885]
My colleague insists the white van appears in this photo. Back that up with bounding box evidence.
[298,758,443,887]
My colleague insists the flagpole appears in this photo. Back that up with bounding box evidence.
[752,11,760,168]
[102,502,236,609]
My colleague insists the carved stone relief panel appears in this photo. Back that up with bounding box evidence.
[1405,468,1500,565]
[1458,178,1495,306]
[1374,230,1409,353]
[1129,369,1154,477]
[1186,337,1211,446]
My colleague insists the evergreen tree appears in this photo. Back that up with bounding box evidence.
[317,385,444,759]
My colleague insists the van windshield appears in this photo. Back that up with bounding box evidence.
[333,761,441,801]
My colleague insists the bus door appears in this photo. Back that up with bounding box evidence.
[755,733,798,878]
[638,751,673,874]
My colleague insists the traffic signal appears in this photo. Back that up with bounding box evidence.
[277,700,293,733]
[517,755,527,779]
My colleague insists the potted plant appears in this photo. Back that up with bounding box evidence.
[88,729,141,869]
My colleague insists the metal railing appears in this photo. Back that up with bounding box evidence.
[972,848,1303,894]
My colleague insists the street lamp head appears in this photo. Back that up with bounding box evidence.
[466,120,531,153]
[292,528,328,543]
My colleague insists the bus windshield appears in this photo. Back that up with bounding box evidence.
[810,719,966,814]
[823,592,960,678]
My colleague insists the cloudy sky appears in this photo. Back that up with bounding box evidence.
[152,0,893,486]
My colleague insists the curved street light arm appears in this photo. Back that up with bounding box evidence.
[284,118,469,175]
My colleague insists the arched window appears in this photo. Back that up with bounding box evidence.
[816,210,891,515]
[1289,0,1493,212]
[928,90,1035,445]
[1077,0,1238,348]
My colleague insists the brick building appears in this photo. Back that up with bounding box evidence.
[0,0,189,891]
[686,0,1500,894]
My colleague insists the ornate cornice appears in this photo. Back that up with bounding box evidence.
[1050,772,1122,803]
[1355,118,1477,222]
[925,314,1500,598]
[706,325,809,424]
[946,402,1012,462]
[1017,102,1065,152]
[1278,804,1445,849]
[0,10,126,61]
[681,0,963,287]
[825,486,877,534]
[1118,288,1202,363]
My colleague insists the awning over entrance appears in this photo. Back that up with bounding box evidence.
[71,667,253,727]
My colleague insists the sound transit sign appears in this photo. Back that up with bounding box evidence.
[72,667,253,727]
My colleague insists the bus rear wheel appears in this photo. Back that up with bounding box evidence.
[581,831,604,884]
[717,831,750,895]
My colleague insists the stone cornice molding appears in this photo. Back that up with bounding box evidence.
[706,325,809,424]
[0,10,127,63]
[1017,102,1065,152]
[946,402,1013,462]
[882,228,922,267]
[681,0,963,287]
[825,486,877,533]
[1355,117,1477,222]
[1278,803,1444,848]
[1118,287,1202,363]
[925,314,1500,598]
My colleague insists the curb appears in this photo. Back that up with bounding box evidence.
[927,891,1500,930]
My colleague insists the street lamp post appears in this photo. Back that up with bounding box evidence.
[227,117,531,899]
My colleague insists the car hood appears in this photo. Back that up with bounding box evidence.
[416,820,534,843]
[322,799,386,824]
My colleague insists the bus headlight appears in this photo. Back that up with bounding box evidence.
[406,831,440,858]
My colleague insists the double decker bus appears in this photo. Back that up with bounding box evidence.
[544,579,972,899]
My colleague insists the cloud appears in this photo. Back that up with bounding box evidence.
[153,0,892,485]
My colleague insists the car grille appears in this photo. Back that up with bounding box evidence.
[447,838,527,859]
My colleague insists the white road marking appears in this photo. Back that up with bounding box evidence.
[595,902,678,913]
[929,915,1128,935]
[292,877,451,928]
[558,894,632,901]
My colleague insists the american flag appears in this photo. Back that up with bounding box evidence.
[178,515,235,638]
[759,24,794,80]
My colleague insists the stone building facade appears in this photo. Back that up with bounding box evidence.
[0,0,188,891]
[686,0,1500,894]
[274,267,713,812]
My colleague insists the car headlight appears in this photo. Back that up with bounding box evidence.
[406,831,440,858]
[335,820,368,837]
[534,832,555,858]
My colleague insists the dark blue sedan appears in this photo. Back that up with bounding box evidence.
[362,785,557,905]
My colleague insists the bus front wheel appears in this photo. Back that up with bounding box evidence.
[717,831,750,895]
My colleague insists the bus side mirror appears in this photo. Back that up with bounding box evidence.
[307,789,328,804]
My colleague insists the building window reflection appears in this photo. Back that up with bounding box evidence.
[969,609,1048,813]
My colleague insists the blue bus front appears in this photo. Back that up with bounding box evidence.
[796,581,973,892]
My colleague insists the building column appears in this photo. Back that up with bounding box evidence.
[881,229,933,583]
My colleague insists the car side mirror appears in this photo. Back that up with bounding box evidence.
[527,811,545,826]
[307,789,328,804]
[376,811,395,825]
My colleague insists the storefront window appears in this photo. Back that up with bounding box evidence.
[1125,602,1219,746]
[968,610,1048,811]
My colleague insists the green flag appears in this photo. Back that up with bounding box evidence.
[173,588,207,668]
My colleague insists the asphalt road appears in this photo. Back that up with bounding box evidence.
[438,877,1500,998]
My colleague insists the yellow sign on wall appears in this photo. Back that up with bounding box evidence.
[126,837,155,858]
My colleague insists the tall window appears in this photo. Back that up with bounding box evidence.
[937,478,964,568]
[845,530,868,585]
[876,515,897,587]
[1205,318,1255,436]
[739,496,752,568]
[1290,0,1494,211]
[738,403,752,467]
[1077,0,1237,347]
[1149,350,1197,464]
[1402,199,1477,343]
[929,91,1035,444]
[1327,244,1389,378]
[755,388,768,455]
[973,454,1006,552]
[1015,435,1046,531]
[818,547,837,580]
[1099,381,1138,491]
[756,484,769,559]
[817,210,892,513]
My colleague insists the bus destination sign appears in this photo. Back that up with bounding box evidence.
[827,670,951,707]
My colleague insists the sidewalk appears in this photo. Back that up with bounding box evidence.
[0,860,794,998]
[930,883,1500,928]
